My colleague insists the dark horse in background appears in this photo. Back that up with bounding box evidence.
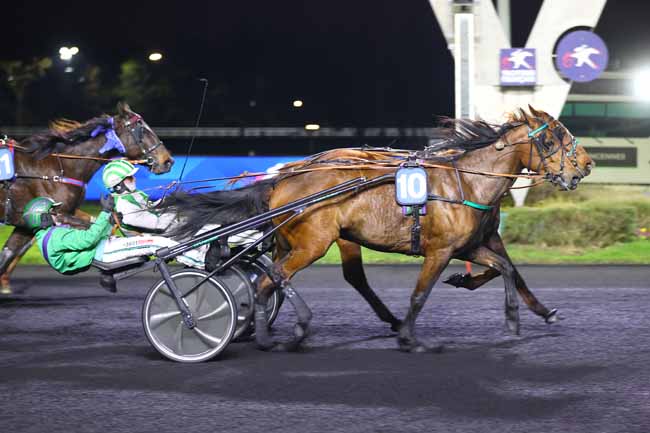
[0,102,174,293]
[165,106,594,353]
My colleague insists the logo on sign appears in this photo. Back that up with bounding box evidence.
[555,31,608,82]
[500,48,536,86]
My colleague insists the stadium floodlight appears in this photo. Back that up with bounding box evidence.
[305,124,320,131]
[293,100,304,108]
[59,46,79,61]
[148,52,163,62]
[633,68,650,102]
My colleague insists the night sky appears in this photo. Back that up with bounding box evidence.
[1,0,648,126]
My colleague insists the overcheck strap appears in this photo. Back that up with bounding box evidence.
[527,123,549,137]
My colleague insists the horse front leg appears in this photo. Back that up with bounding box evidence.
[0,228,34,294]
[486,234,558,324]
[464,246,520,335]
[446,234,558,324]
[398,252,450,353]
[337,239,402,332]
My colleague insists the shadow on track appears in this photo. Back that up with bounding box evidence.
[0,335,604,419]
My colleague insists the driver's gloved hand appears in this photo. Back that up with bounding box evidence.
[109,212,122,226]
[100,194,115,213]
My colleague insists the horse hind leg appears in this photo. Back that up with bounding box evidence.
[0,228,34,294]
[337,239,402,332]
[254,232,334,352]
[254,265,312,352]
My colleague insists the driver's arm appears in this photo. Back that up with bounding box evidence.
[117,199,176,232]
[56,211,112,250]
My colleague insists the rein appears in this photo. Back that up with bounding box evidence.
[49,153,148,164]
[130,155,546,196]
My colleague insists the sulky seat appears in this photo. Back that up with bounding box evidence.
[92,256,150,293]
[91,256,149,272]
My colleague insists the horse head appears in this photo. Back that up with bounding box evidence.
[113,102,174,174]
[515,105,594,190]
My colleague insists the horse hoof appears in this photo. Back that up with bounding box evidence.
[390,320,403,333]
[255,338,277,352]
[443,272,469,288]
[398,338,429,353]
[545,309,560,324]
[294,323,307,340]
[271,343,289,352]
[411,344,428,353]
[0,286,12,295]
[506,319,520,336]
[273,341,302,352]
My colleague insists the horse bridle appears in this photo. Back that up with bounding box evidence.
[524,117,583,189]
[122,114,164,167]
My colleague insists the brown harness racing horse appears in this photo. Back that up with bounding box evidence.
[0,102,174,292]
[168,106,594,352]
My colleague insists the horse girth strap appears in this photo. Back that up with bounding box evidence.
[462,200,493,211]
[403,198,492,256]
[2,181,12,225]
[410,205,423,256]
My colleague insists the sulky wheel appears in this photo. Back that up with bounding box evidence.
[235,254,284,339]
[142,269,237,363]
[217,265,256,339]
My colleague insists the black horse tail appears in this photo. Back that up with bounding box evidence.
[158,179,275,238]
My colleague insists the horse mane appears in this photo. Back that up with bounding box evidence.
[423,113,526,161]
[157,178,276,239]
[20,115,112,160]
[49,119,84,133]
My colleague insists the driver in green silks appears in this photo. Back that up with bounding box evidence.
[23,195,205,276]
[27,196,114,275]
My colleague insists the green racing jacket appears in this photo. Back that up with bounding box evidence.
[35,211,112,275]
